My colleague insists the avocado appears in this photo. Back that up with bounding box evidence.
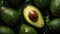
[49,18,60,32]
[25,0,31,3]
[5,0,25,5]
[0,7,21,25]
[0,0,3,7]
[19,24,37,34]
[33,0,49,9]
[0,26,14,34]
[23,5,44,28]
[50,0,60,17]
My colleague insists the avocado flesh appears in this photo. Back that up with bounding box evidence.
[0,7,20,25]
[50,0,60,17]
[49,18,60,31]
[0,26,14,34]
[19,24,37,34]
[23,5,44,28]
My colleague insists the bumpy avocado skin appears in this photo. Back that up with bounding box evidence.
[49,18,60,32]
[5,0,25,5]
[0,0,3,6]
[0,26,14,34]
[0,7,21,25]
[33,0,49,8]
[19,24,37,34]
[50,0,60,17]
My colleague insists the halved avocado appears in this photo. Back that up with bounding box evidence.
[49,18,60,32]
[0,26,14,34]
[0,7,21,25]
[50,0,60,17]
[19,24,37,34]
[23,5,44,28]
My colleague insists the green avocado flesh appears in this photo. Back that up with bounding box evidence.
[49,18,60,31]
[50,0,60,17]
[0,7,21,25]
[19,24,37,34]
[0,26,14,34]
[33,0,49,8]
[23,5,44,28]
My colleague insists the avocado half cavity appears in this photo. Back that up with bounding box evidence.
[23,5,44,28]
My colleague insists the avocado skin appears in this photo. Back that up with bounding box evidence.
[49,18,60,32]
[50,0,60,17]
[0,0,3,6]
[5,0,25,5]
[0,7,21,25]
[33,0,49,9]
[0,26,14,34]
[19,24,37,34]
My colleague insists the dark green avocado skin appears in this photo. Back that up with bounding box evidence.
[19,24,37,34]
[0,0,3,7]
[49,18,60,32]
[5,0,25,5]
[0,26,14,34]
[0,7,21,25]
[33,0,49,9]
[5,0,19,5]
[50,0,60,17]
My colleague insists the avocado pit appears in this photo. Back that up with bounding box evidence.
[28,10,38,22]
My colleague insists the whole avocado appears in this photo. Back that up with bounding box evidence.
[5,0,25,5]
[0,26,14,34]
[49,18,60,32]
[50,0,60,17]
[19,24,37,34]
[33,0,49,9]
[0,7,21,25]
[0,0,3,7]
